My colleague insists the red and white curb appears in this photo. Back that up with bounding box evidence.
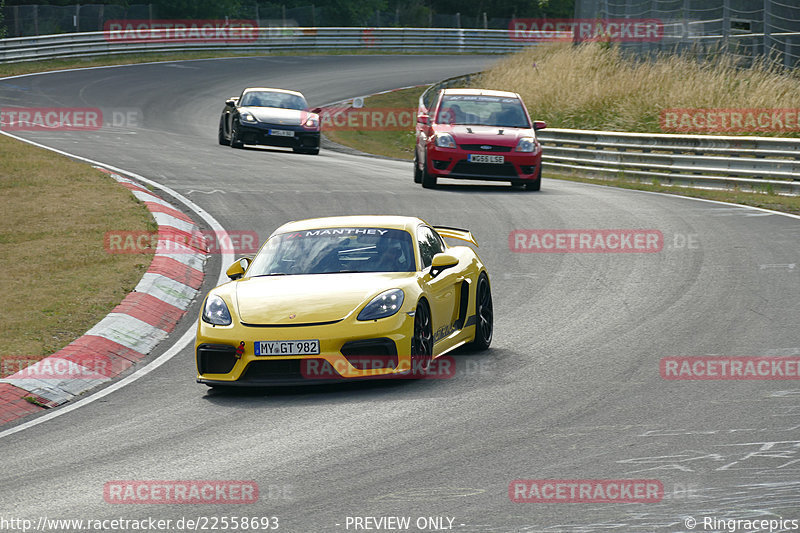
[0,169,206,425]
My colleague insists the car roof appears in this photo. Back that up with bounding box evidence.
[272,215,429,235]
[242,87,305,98]
[441,88,520,99]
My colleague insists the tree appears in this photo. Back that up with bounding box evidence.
[322,0,388,26]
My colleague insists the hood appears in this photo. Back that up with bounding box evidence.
[233,272,413,325]
[446,125,532,145]
[240,106,307,126]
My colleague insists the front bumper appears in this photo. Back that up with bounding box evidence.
[195,311,415,386]
[426,145,541,181]
[237,121,320,149]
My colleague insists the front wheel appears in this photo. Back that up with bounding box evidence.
[467,273,493,350]
[230,121,244,149]
[421,167,437,189]
[410,300,433,373]
[413,153,423,183]
[525,165,542,191]
[218,116,228,145]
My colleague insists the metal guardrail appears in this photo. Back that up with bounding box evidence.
[0,27,531,62]
[536,129,800,195]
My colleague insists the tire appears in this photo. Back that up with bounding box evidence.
[218,116,228,145]
[293,147,320,155]
[421,166,437,189]
[413,154,423,183]
[230,120,244,149]
[410,300,434,374]
[467,273,493,350]
[525,165,542,191]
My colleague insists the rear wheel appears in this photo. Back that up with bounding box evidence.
[467,273,493,350]
[410,300,433,373]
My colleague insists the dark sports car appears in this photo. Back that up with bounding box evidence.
[218,87,321,155]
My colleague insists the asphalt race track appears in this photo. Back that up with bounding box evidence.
[1,54,799,532]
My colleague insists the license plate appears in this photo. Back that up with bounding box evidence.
[468,154,504,164]
[268,129,295,137]
[254,339,320,356]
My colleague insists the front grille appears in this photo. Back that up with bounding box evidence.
[451,161,519,177]
[240,359,304,380]
[341,338,398,370]
[197,344,238,375]
[460,144,513,152]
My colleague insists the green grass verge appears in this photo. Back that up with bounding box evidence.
[324,86,424,160]
[0,134,155,364]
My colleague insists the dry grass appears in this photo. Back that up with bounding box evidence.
[0,134,155,360]
[477,42,800,135]
[323,86,424,159]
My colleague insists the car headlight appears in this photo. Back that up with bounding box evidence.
[435,133,456,149]
[240,112,256,123]
[357,289,405,321]
[202,294,232,326]
[515,137,536,152]
[304,114,319,128]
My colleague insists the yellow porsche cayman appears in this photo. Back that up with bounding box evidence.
[195,215,492,386]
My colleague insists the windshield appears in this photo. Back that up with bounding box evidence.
[436,94,530,128]
[247,227,415,275]
[240,91,308,110]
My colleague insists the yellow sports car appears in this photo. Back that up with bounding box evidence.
[195,215,493,386]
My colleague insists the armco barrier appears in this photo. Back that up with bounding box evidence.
[537,129,800,195]
[0,27,543,62]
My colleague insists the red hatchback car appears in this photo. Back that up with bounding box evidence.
[414,88,546,190]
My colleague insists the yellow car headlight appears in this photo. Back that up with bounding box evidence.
[202,294,232,326]
[357,289,404,321]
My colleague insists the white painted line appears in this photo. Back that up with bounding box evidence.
[0,130,232,440]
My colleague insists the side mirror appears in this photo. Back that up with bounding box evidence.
[225,98,237,107]
[429,252,458,277]
[309,107,322,114]
[533,120,547,131]
[226,257,252,280]
[417,114,429,124]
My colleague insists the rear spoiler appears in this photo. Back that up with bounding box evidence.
[433,226,478,247]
